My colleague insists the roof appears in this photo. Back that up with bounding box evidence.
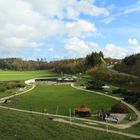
[102,85,110,89]
[75,107,91,113]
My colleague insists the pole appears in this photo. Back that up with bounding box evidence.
[69,108,72,125]
[106,115,108,133]
[73,109,75,119]
[56,106,59,115]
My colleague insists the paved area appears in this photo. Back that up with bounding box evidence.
[111,113,127,122]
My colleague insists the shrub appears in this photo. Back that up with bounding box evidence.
[86,80,104,90]
[111,103,129,113]
[112,88,128,95]
[0,86,6,92]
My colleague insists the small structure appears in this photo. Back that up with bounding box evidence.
[35,77,76,84]
[97,109,110,121]
[102,85,110,89]
[75,105,91,117]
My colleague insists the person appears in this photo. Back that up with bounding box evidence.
[129,115,132,121]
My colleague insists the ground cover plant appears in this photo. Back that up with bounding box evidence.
[0,81,25,98]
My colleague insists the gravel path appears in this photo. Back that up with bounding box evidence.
[0,84,36,103]
[0,105,140,139]
[71,83,140,129]
[0,80,140,138]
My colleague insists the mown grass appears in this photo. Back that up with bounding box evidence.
[108,123,140,136]
[0,70,59,81]
[0,108,133,140]
[5,84,118,116]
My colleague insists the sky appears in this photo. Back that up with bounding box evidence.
[0,0,140,60]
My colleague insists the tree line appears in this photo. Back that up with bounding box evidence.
[0,52,104,73]
[0,58,49,71]
[114,53,140,76]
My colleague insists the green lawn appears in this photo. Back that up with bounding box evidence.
[5,84,118,116]
[0,70,59,81]
[0,108,132,140]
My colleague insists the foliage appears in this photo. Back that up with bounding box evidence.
[0,81,25,92]
[0,58,49,71]
[111,103,129,113]
[87,66,140,91]
[0,52,105,74]
[112,88,140,110]
[114,53,140,76]
[86,79,105,90]
[85,51,104,68]
[52,58,86,74]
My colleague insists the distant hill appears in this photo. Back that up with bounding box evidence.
[114,53,140,77]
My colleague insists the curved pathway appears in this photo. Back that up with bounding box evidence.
[0,84,36,103]
[0,80,140,138]
[0,105,140,139]
[71,83,140,129]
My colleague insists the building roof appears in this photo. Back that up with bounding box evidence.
[75,107,91,113]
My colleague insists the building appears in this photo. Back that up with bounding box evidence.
[75,105,91,117]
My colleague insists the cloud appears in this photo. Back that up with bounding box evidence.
[76,0,109,17]
[65,20,97,37]
[101,1,140,24]
[128,38,139,46]
[64,38,129,59]
[64,37,90,57]
[104,44,128,59]
[123,1,140,14]
[0,0,108,56]
[64,37,101,57]
[128,38,140,53]
[26,0,109,19]
[101,17,116,24]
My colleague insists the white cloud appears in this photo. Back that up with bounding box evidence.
[64,37,101,57]
[128,38,140,53]
[128,38,139,46]
[101,17,116,24]
[0,0,108,55]
[26,0,109,19]
[64,37,89,57]
[124,1,140,14]
[76,0,109,17]
[64,38,129,59]
[104,44,128,59]
[65,20,97,37]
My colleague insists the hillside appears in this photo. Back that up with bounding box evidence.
[114,53,140,77]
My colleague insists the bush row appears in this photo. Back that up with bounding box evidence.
[0,81,26,92]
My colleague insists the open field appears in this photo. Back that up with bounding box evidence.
[0,70,59,81]
[0,108,133,140]
[4,84,118,116]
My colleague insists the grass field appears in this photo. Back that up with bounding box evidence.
[5,84,118,116]
[0,70,59,81]
[0,108,132,140]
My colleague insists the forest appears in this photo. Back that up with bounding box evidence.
[114,53,140,76]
